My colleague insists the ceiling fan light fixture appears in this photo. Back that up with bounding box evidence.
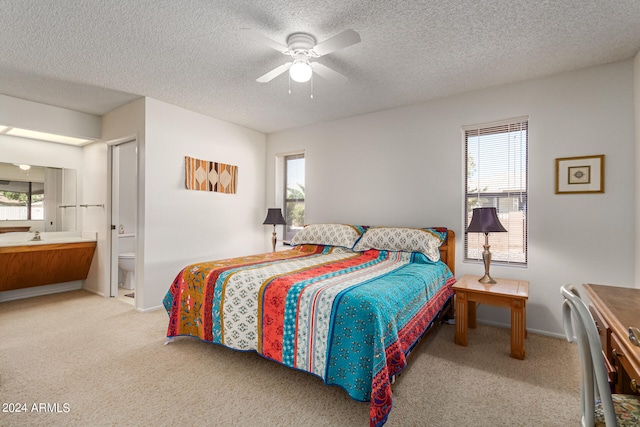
[245,29,360,86]
[289,59,312,83]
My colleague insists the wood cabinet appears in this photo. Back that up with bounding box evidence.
[583,284,640,396]
[0,241,96,292]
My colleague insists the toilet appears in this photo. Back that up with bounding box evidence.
[117,233,136,290]
[118,252,136,290]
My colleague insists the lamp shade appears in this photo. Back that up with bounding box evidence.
[263,208,286,225]
[466,207,507,233]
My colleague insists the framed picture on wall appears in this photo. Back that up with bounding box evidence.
[555,154,604,194]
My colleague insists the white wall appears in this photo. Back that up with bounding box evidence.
[266,59,637,337]
[0,133,84,169]
[0,94,101,140]
[141,98,267,310]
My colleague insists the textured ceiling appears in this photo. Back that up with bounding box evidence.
[1,1,640,134]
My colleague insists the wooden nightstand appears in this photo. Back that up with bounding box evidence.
[453,274,529,359]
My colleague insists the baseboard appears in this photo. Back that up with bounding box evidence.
[82,287,105,298]
[136,304,164,313]
[0,281,83,302]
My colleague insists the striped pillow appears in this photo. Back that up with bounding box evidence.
[352,227,445,262]
[290,224,365,249]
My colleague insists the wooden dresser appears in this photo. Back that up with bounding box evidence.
[583,283,640,395]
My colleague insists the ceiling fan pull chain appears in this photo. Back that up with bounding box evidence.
[288,75,292,95]
[310,73,314,99]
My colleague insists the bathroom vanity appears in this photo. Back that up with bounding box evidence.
[0,233,96,292]
[0,159,97,294]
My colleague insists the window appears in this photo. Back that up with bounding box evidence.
[283,153,305,241]
[0,180,44,220]
[464,117,528,265]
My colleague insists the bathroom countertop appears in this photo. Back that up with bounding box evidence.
[0,231,97,247]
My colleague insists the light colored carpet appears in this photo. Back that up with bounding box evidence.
[0,290,581,426]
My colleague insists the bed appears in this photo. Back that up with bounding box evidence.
[163,224,456,427]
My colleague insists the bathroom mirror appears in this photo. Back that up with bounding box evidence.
[0,162,77,232]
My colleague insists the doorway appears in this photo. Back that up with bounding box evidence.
[108,138,138,304]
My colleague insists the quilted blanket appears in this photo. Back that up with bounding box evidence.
[163,244,454,426]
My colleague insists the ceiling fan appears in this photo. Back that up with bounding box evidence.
[242,29,361,85]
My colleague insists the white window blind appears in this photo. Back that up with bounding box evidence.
[464,117,528,265]
[283,153,305,241]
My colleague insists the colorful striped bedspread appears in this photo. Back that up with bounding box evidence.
[163,244,455,427]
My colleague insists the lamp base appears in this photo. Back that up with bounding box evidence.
[271,228,277,252]
[479,239,496,284]
[477,273,497,284]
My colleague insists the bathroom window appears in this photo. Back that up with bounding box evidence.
[0,180,44,220]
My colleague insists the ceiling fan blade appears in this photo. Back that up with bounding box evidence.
[256,62,292,83]
[312,29,361,56]
[241,29,288,53]
[311,63,348,85]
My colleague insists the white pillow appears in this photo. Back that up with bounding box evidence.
[352,227,444,262]
[289,224,364,248]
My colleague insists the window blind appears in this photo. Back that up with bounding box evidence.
[283,153,305,241]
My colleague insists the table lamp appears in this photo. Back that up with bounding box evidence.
[466,207,507,284]
[263,208,286,252]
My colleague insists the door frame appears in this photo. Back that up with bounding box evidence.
[106,135,138,298]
